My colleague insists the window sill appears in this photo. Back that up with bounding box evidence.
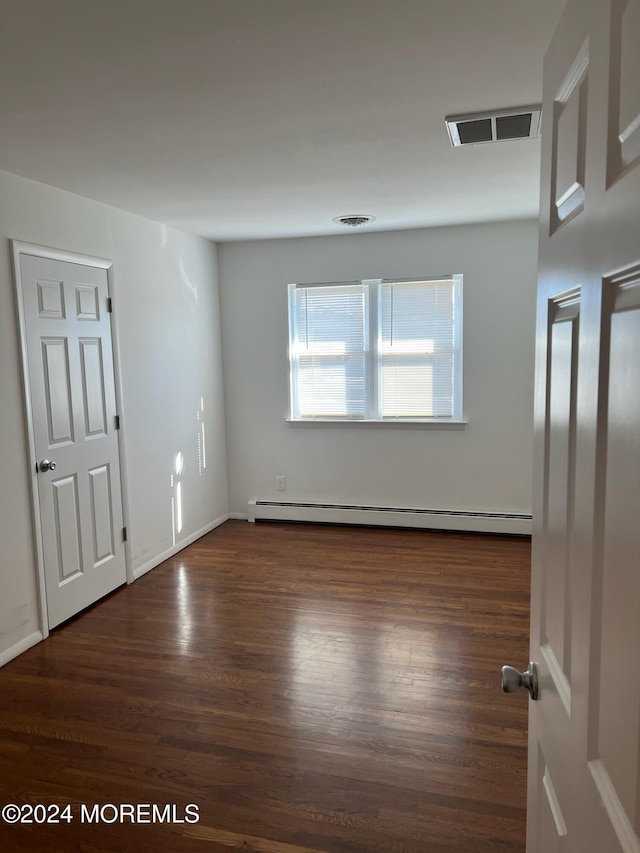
[286,418,468,430]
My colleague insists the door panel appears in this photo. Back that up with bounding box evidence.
[20,252,126,628]
[615,0,640,169]
[75,282,100,320]
[589,276,640,843]
[79,338,108,436]
[41,337,74,444]
[536,746,567,853]
[530,1,640,850]
[51,474,83,582]
[36,278,65,319]
[550,42,589,230]
[88,464,116,567]
[541,298,579,699]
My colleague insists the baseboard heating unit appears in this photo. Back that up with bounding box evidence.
[248,500,532,535]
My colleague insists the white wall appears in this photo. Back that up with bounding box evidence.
[0,169,228,663]
[219,220,537,517]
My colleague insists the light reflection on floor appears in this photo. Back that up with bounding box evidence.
[175,564,194,652]
[287,605,452,736]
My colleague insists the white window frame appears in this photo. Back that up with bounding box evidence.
[288,276,464,424]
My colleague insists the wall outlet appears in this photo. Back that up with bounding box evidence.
[276,475,286,491]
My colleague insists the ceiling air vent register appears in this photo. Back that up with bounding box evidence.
[445,106,542,147]
[333,215,376,227]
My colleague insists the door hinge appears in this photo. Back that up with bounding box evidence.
[107,297,113,313]
[115,414,121,430]
[122,526,128,542]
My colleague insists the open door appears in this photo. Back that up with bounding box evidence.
[517,0,640,850]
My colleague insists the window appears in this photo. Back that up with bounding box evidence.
[288,276,463,421]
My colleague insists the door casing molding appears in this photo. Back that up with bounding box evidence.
[11,240,132,639]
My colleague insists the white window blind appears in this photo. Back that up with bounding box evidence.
[288,276,462,421]
[291,283,367,418]
[380,280,456,418]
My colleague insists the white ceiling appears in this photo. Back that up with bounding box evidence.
[0,0,565,241]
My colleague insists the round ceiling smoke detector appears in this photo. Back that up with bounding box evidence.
[333,214,376,227]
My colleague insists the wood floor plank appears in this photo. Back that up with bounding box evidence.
[0,521,530,851]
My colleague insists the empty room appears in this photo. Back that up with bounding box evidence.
[0,1,639,852]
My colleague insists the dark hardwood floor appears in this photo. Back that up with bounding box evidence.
[0,521,531,852]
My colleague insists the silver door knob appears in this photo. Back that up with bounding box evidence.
[39,459,57,472]
[501,662,539,700]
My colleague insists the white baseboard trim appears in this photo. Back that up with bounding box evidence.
[248,500,532,535]
[0,630,44,669]
[228,511,249,520]
[133,513,230,580]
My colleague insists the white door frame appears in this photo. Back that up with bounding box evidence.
[12,240,133,639]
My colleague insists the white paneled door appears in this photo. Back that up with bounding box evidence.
[526,0,640,850]
[18,251,126,628]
